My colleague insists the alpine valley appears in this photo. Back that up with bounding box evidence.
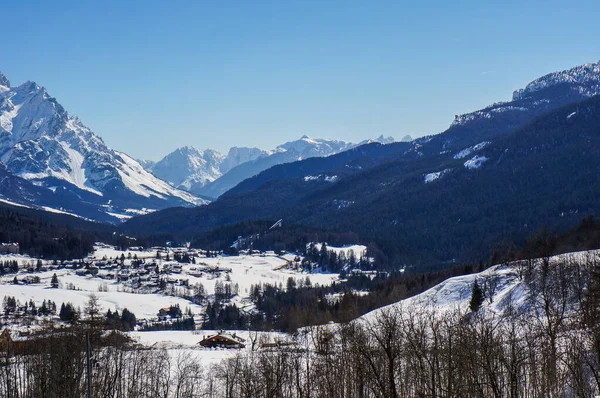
[5,53,600,398]
[123,60,600,265]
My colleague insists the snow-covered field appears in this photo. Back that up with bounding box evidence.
[310,243,367,259]
[0,246,339,321]
[129,330,289,366]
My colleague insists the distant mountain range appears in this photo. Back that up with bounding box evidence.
[123,59,600,266]
[143,135,397,199]
[0,70,402,222]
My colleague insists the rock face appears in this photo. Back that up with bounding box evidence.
[0,72,205,222]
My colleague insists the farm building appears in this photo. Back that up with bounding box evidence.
[198,332,245,349]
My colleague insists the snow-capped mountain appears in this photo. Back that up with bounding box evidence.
[191,135,395,198]
[147,135,396,199]
[145,145,268,192]
[276,135,353,158]
[220,147,269,174]
[150,146,225,191]
[358,134,397,146]
[0,72,206,222]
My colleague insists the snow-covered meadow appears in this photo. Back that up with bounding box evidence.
[0,245,340,322]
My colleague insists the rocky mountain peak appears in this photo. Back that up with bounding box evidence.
[0,72,10,89]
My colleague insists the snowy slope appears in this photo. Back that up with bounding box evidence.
[0,72,206,221]
[360,250,596,322]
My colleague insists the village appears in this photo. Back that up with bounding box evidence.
[0,241,370,355]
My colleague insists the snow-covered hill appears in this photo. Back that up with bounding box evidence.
[361,250,595,322]
[0,72,206,222]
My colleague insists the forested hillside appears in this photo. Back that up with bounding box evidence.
[123,94,600,267]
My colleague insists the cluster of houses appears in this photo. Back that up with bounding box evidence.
[16,246,234,293]
[0,243,19,254]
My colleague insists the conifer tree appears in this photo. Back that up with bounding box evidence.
[469,280,484,312]
[50,273,59,288]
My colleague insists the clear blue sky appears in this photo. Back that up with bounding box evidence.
[1,1,599,160]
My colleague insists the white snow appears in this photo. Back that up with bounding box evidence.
[128,329,289,366]
[115,152,206,205]
[304,175,320,181]
[57,142,103,196]
[106,212,132,220]
[464,155,489,169]
[0,197,32,209]
[0,271,202,320]
[453,141,491,159]
[310,243,367,259]
[303,175,338,182]
[0,246,340,327]
[361,250,598,323]
[40,206,89,219]
[424,168,451,183]
[567,111,577,119]
[0,74,208,221]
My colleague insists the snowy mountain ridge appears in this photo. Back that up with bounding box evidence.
[513,60,600,100]
[149,135,396,197]
[0,71,205,222]
[451,60,600,128]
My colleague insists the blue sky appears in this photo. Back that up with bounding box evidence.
[1,1,599,160]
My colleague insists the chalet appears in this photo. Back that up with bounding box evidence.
[198,332,245,349]
[0,242,19,254]
[158,307,172,321]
